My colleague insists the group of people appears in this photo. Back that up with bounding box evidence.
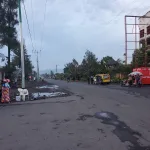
[123,74,142,87]
[0,78,11,103]
[87,76,102,84]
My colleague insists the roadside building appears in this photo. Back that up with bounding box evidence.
[139,11,150,49]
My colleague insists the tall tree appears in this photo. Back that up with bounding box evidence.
[132,48,146,67]
[0,0,19,74]
[64,58,79,77]
[80,50,99,76]
[11,43,33,78]
[132,42,150,67]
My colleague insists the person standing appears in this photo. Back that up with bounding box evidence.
[91,76,94,84]
[136,74,141,87]
[99,76,102,84]
[94,76,97,84]
[87,76,90,84]
[128,75,132,86]
[1,79,10,103]
[139,75,142,87]
[29,76,31,81]
[14,78,17,88]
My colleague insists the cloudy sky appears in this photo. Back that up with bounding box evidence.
[1,0,150,72]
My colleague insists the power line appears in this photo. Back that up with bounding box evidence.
[22,1,35,52]
[98,0,148,36]
[105,0,137,25]
[23,1,40,79]
[120,1,150,20]
[40,0,48,53]
[30,0,36,50]
[112,0,150,24]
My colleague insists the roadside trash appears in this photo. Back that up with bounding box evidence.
[15,91,21,102]
[18,88,29,101]
[31,92,66,100]
[16,95,21,102]
[36,85,59,89]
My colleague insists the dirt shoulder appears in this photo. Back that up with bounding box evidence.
[8,80,71,102]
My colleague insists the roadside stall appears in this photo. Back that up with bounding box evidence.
[121,67,150,86]
[121,71,142,87]
[133,67,150,85]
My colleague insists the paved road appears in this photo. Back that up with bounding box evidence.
[1,80,150,150]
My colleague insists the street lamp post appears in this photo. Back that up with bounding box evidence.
[18,0,25,88]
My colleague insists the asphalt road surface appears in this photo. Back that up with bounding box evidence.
[1,80,150,150]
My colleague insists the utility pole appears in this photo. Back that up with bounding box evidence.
[56,65,57,74]
[36,51,39,81]
[18,0,25,88]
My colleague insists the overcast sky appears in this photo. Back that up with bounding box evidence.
[1,0,150,71]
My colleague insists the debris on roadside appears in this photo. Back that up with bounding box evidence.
[9,80,70,102]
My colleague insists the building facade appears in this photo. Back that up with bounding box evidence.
[139,11,150,49]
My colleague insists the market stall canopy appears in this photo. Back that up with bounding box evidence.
[129,71,143,76]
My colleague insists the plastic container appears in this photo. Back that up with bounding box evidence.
[16,96,21,102]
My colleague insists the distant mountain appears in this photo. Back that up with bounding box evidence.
[40,69,63,74]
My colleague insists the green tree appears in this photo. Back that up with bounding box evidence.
[63,50,133,81]
[132,44,150,67]
[64,58,79,78]
[0,0,19,74]
[80,50,99,76]
[11,43,33,78]
[64,50,100,79]
[132,48,145,67]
